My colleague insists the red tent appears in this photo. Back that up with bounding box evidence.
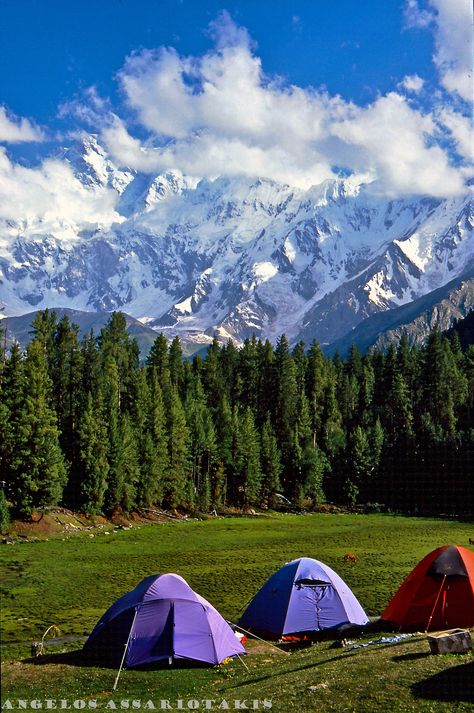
[381,545,474,631]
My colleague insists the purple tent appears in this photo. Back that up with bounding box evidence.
[84,573,245,667]
[239,557,369,638]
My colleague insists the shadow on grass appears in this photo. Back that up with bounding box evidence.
[23,650,213,670]
[412,661,474,703]
[392,652,431,662]
[220,635,425,691]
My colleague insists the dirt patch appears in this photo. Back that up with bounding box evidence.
[4,507,195,541]
[10,510,93,537]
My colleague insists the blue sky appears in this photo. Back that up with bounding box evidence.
[0,0,437,122]
[0,0,471,214]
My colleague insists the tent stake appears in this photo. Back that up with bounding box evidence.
[226,620,290,655]
[425,575,446,633]
[113,608,138,691]
[237,653,249,671]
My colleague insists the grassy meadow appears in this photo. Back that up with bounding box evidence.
[1,512,473,712]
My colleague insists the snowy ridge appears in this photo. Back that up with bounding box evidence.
[0,135,472,348]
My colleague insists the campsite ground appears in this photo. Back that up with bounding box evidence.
[1,513,473,711]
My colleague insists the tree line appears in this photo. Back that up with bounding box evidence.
[0,310,473,522]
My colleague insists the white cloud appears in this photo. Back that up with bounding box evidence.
[400,74,425,93]
[403,0,435,29]
[404,0,473,102]
[332,93,465,197]
[0,106,44,143]
[437,107,473,161]
[0,147,122,233]
[428,0,473,102]
[0,8,470,229]
[99,16,468,197]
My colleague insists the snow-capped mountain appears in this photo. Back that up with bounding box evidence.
[0,135,472,350]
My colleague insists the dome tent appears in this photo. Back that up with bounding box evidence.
[239,557,369,639]
[84,573,245,667]
[381,545,474,631]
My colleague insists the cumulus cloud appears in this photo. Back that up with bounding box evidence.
[404,0,473,102]
[428,0,473,102]
[0,147,122,233]
[97,13,468,197]
[399,74,425,93]
[437,107,473,162]
[403,0,435,29]
[0,8,471,219]
[0,105,44,143]
[332,93,465,196]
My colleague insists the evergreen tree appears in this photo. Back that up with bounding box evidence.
[98,312,135,412]
[147,333,171,392]
[81,330,100,399]
[9,340,67,516]
[165,386,191,507]
[140,370,169,507]
[77,392,109,513]
[273,334,298,490]
[306,341,326,446]
[237,407,262,506]
[52,316,83,506]
[237,336,259,412]
[344,426,372,505]
[260,413,282,508]
[169,336,184,393]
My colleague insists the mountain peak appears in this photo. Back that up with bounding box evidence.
[1,134,473,351]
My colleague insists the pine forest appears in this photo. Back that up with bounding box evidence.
[0,310,473,522]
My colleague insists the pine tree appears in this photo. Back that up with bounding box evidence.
[237,407,262,506]
[30,309,57,367]
[344,426,373,505]
[9,340,67,516]
[185,374,217,504]
[300,445,328,505]
[98,312,135,412]
[273,334,298,490]
[81,330,100,399]
[256,339,275,426]
[149,373,169,494]
[165,386,191,507]
[102,355,122,513]
[77,392,109,513]
[137,370,168,507]
[52,316,83,506]
[420,330,467,440]
[202,338,224,409]
[237,336,259,412]
[169,336,184,393]
[260,413,282,508]
[306,341,326,446]
[147,333,171,392]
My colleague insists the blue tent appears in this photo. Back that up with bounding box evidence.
[239,557,369,638]
[84,573,245,666]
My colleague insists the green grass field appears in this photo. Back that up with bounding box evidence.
[1,513,473,712]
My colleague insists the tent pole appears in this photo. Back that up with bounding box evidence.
[113,607,138,691]
[226,620,289,655]
[425,575,446,633]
